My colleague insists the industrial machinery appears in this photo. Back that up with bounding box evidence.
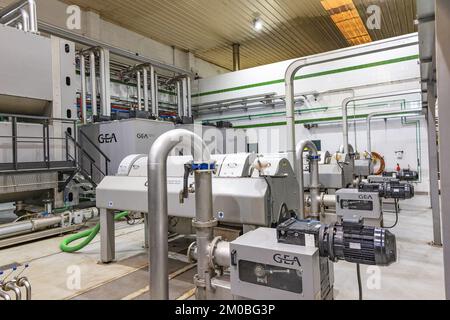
[96,151,299,263]
[0,7,83,218]
[229,217,396,300]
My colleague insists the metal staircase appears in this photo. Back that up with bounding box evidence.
[0,114,110,198]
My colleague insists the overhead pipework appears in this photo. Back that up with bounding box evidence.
[341,90,422,154]
[78,47,111,123]
[232,43,241,71]
[284,40,419,174]
[0,0,38,33]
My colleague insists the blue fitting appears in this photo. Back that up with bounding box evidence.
[192,162,216,171]
[309,155,321,161]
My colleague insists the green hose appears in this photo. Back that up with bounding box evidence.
[60,211,129,253]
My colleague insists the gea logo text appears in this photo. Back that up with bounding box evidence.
[273,254,301,267]
[98,133,118,144]
[137,133,153,140]
[359,194,373,200]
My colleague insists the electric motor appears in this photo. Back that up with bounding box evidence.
[277,218,397,266]
[358,181,414,200]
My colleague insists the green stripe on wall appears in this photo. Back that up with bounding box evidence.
[232,111,421,129]
[193,54,419,98]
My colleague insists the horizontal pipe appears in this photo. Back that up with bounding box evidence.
[38,21,194,76]
[0,216,62,240]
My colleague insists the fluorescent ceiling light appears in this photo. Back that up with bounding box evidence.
[321,0,372,46]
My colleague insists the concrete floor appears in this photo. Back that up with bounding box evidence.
[0,195,444,300]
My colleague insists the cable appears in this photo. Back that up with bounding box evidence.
[357,263,363,301]
[60,211,129,253]
[371,152,386,175]
[383,199,400,229]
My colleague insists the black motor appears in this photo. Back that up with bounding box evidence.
[359,181,414,200]
[277,218,397,266]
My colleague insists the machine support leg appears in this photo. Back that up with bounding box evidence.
[100,208,115,263]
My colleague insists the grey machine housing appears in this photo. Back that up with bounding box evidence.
[230,227,333,300]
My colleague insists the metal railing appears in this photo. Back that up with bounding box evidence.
[0,113,77,172]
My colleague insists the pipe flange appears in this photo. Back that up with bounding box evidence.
[208,236,223,269]
[187,242,197,263]
[192,219,218,229]
[193,274,206,288]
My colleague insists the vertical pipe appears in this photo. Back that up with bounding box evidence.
[177,80,183,118]
[27,0,37,33]
[136,70,142,110]
[296,140,320,219]
[232,43,241,71]
[150,65,157,116]
[89,51,97,117]
[80,54,87,124]
[12,117,18,170]
[20,8,29,32]
[148,129,210,300]
[143,67,149,112]
[154,73,159,117]
[186,76,192,118]
[182,78,189,117]
[194,170,214,300]
[99,49,107,117]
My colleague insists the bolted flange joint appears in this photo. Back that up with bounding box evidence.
[192,218,218,229]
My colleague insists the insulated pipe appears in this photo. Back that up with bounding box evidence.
[284,42,419,173]
[89,51,97,117]
[136,70,142,110]
[0,216,62,240]
[341,90,421,154]
[367,109,423,154]
[17,278,31,300]
[80,54,87,124]
[148,129,210,300]
[296,140,320,219]
[143,67,149,112]
[150,65,158,116]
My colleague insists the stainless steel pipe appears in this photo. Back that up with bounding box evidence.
[89,51,97,117]
[148,129,211,300]
[80,54,87,124]
[194,170,214,300]
[3,282,21,300]
[0,216,62,240]
[143,67,149,112]
[0,290,11,300]
[150,65,158,116]
[177,80,183,118]
[284,42,419,173]
[17,277,31,300]
[341,90,421,154]
[136,70,142,110]
[296,140,320,219]
[0,0,37,33]
[367,109,423,154]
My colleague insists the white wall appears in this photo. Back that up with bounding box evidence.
[194,34,430,193]
[0,0,229,78]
